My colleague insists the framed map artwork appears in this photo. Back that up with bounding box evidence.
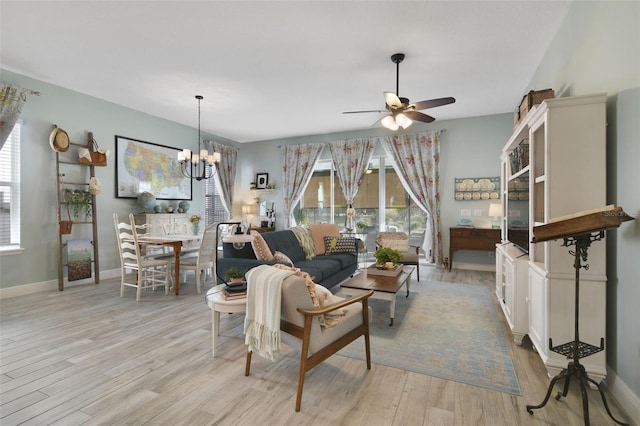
[115,135,192,200]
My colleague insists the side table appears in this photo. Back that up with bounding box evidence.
[205,285,247,357]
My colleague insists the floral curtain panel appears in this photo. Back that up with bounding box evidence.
[207,140,238,216]
[381,130,443,263]
[0,83,33,150]
[328,137,376,208]
[281,143,324,227]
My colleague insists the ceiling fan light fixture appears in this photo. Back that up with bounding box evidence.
[396,113,412,129]
[381,115,399,131]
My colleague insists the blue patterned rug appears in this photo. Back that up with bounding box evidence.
[337,281,521,395]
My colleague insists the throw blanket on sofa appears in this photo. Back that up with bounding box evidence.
[244,265,296,361]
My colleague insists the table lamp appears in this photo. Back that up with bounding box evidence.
[489,203,502,229]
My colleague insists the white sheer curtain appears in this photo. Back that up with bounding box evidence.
[328,138,376,214]
[281,143,324,227]
[0,84,33,150]
[206,140,238,216]
[381,130,444,263]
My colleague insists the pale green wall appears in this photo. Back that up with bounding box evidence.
[239,114,511,270]
[525,0,640,408]
[0,69,239,289]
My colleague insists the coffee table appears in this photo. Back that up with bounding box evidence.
[339,265,415,326]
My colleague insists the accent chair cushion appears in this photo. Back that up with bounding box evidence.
[379,238,409,252]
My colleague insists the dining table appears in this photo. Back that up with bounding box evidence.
[135,234,202,295]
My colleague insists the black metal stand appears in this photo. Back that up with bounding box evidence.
[526,232,628,425]
[214,222,242,285]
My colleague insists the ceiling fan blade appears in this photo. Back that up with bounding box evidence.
[384,92,402,109]
[342,109,387,114]
[410,97,456,111]
[404,110,436,123]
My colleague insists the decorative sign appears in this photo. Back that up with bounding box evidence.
[115,135,192,200]
[454,177,500,201]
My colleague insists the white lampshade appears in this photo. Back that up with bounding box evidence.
[489,203,503,217]
[381,115,397,130]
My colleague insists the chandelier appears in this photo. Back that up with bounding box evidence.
[177,95,221,181]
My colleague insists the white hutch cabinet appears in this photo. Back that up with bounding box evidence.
[498,93,608,380]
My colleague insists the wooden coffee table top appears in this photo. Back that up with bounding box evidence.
[341,266,415,294]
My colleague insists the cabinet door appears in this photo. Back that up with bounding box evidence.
[528,267,547,356]
[495,248,504,299]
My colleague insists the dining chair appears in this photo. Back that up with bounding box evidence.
[176,222,218,294]
[113,213,171,301]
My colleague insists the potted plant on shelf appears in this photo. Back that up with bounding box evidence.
[373,247,402,270]
[224,266,246,284]
[356,221,366,232]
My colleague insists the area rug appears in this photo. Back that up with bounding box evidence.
[336,281,521,395]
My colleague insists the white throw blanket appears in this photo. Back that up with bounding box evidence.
[244,265,296,361]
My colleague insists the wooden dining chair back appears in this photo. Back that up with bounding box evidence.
[177,222,218,294]
[113,213,171,301]
[244,267,373,411]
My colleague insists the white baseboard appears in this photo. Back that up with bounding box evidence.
[606,366,640,426]
[0,269,121,299]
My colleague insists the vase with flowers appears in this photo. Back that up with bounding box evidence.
[189,214,201,235]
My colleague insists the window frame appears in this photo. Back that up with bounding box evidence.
[0,120,23,255]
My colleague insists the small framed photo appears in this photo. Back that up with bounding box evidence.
[256,173,269,189]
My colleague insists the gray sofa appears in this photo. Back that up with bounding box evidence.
[217,229,357,289]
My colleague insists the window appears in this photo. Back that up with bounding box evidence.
[299,155,427,237]
[0,121,21,251]
[204,175,226,226]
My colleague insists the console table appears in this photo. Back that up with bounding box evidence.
[449,227,501,271]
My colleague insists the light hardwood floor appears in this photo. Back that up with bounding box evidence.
[0,267,631,425]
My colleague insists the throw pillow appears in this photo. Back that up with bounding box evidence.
[251,231,274,261]
[324,236,357,255]
[380,238,408,252]
[273,250,294,266]
[308,223,340,255]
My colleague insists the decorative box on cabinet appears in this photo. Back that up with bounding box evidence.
[495,243,529,345]
[501,93,608,381]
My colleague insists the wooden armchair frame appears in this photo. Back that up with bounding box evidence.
[245,286,373,412]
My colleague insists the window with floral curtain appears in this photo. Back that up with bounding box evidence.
[381,130,443,263]
[281,143,324,227]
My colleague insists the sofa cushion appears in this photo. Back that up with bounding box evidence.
[324,236,357,255]
[251,231,274,260]
[262,230,306,263]
[295,257,343,283]
[308,223,340,255]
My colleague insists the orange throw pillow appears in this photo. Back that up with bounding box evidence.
[308,223,340,255]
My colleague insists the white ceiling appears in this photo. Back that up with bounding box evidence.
[1,1,573,143]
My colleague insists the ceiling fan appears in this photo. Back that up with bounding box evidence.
[343,53,455,130]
